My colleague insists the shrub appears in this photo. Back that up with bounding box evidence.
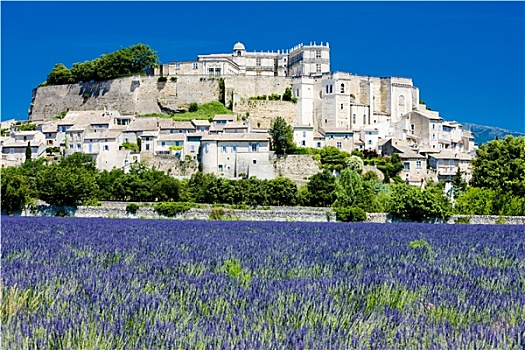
[335,206,367,222]
[188,102,198,112]
[209,207,225,220]
[454,216,471,224]
[157,76,167,82]
[154,202,193,217]
[170,76,177,82]
[126,203,140,214]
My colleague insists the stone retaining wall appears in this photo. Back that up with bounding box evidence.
[12,203,525,225]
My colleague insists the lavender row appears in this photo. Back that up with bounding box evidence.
[2,217,524,349]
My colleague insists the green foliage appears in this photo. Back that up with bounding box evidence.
[282,87,293,101]
[170,76,178,82]
[334,168,364,208]
[221,258,251,288]
[451,168,467,197]
[454,216,471,224]
[171,101,231,121]
[157,76,167,83]
[126,203,140,214]
[44,43,158,86]
[347,155,364,174]
[209,207,226,220]
[377,154,404,183]
[471,135,525,196]
[1,167,31,214]
[335,206,366,222]
[319,146,350,172]
[408,239,434,261]
[120,142,139,153]
[268,177,298,206]
[25,142,32,163]
[388,183,452,222]
[495,215,507,224]
[268,93,281,101]
[46,147,60,154]
[18,123,37,131]
[306,169,337,207]
[154,202,192,217]
[37,153,99,206]
[269,116,295,155]
[454,187,496,215]
[188,102,198,113]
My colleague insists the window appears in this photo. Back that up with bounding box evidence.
[432,124,435,130]
[329,85,333,93]
[222,145,227,153]
[252,159,257,164]
[250,143,258,152]
[363,115,367,125]
[190,145,195,153]
[316,64,321,73]
[145,144,150,151]
[301,140,306,146]
[193,62,198,69]
[161,141,166,146]
[104,145,109,151]
[232,145,237,152]
[336,141,342,149]
[399,95,405,106]
[315,49,321,58]
[69,144,73,149]
[208,68,214,76]
[326,85,329,94]
[438,160,444,166]
[218,164,223,173]
[316,142,321,148]
[416,160,422,169]
[175,62,180,69]
[340,83,345,93]
[302,131,306,137]
[215,68,221,76]
[353,114,356,124]
[77,144,81,150]
[340,104,344,110]
[256,57,261,66]
[449,159,454,166]
[404,162,410,170]
[411,124,415,130]
[368,140,372,145]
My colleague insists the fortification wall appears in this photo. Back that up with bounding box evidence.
[30,75,296,122]
[235,100,298,129]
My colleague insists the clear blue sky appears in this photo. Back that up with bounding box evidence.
[1,1,524,132]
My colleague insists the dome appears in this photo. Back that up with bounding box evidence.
[233,42,246,51]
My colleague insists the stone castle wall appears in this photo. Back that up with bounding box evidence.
[234,100,298,129]
[271,154,321,180]
[30,76,294,122]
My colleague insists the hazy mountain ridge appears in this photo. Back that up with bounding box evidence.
[461,122,525,145]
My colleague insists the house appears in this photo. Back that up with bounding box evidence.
[1,131,46,167]
[223,121,250,134]
[213,114,236,125]
[320,128,354,152]
[155,133,185,158]
[83,128,139,171]
[200,132,272,179]
[192,119,211,133]
[381,138,428,186]
[293,125,315,148]
[428,149,473,182]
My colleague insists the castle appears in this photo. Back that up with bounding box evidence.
[4,41,476,184]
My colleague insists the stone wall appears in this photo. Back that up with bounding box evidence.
[30,76,295,122]
[140,153,199,177]
[12,204,525,225]
[271,154,321,180]
[234,100,297,129]
[24,202,336,222]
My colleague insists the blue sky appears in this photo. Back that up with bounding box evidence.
[1,1,524,132]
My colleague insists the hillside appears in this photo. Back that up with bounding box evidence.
[461,122,525,145]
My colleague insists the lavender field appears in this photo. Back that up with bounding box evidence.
[2,217,524,349]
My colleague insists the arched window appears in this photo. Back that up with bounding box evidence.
[237,51,241,57]
[399,95,405,106]
[350,94,356,103]
[340,83,345,93]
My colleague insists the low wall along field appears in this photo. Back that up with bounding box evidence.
[18,202,525,224]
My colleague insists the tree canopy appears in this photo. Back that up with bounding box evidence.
[269,117,295,155]
[44,43,159,86]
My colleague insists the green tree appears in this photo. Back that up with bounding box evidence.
[470,135,525,196]
[25,142,32,163]
[334,168,364,208]
[306,169,337,207]
[346,155,364,174]
[37,153,99,206]
[268,177,297,206]
[282,87,293,101]
[319,146,350,173]
[1,167,31,214]
[388,183,452,222]
[451,168,468,198]
[377,154,404,183]
[46,63,74,85]
[269,116,295,155]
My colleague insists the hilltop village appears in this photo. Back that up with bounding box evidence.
[1,41,476,185]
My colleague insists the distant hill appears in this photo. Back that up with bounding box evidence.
[461,122,525,145]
